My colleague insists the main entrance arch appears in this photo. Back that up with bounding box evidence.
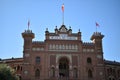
[59,57,69,77]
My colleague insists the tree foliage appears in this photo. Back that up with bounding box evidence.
[0,64,18,80]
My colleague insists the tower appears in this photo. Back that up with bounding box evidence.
[91,32,104,53]
[90,32,105,80]
[22,29,34,80]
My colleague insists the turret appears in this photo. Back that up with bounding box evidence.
[78,29,81,40]
[55,26,58,34]
[21,29,34,80]
[91,32,104,53]
[22,29,34,53]
[22,29,34,61]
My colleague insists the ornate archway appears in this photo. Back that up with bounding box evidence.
[59,57,69,77]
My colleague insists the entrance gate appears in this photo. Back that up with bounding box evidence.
[59,57,69,77]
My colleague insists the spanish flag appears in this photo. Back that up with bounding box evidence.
[96,22,99,27]
[62,4,64,12]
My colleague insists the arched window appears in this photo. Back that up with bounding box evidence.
[87,57,92,64]
[109,77,115,80]
[73,68,78,78]
[19,76,22,80]
[21,67,22,71]
[36,56,40,64]
[51,67,55,77]
[109,78,111,80]
[17,65,20,71]
[118,70,120,77]
[35,69,40,77]
[88,69,93,78]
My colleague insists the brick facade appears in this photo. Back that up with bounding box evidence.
[21,24,120,80]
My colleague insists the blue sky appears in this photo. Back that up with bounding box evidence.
[0,0,120,61]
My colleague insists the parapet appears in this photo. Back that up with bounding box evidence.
[105,60,120,66]
[82,42,94,46]
[90,32,104,40]
[22,29,35,38]
[24,30,33,34]
[93,32,102,36]
[32,41,44,44]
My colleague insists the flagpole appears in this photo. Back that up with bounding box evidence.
[96,25,97,32]
[28,20,30,30]
[28,21,29,30]
[63,11,64,25]
[95,22,99,32]
[28,24,29,30]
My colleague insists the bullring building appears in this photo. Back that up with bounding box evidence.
[21,24,107,80]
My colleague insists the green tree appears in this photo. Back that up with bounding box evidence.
[0,64,18,80]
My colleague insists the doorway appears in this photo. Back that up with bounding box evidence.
[59,57,69,77]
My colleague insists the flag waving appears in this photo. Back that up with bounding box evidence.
[95,22,100,32]
[96,22,99,27]
[62,4,64,12]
